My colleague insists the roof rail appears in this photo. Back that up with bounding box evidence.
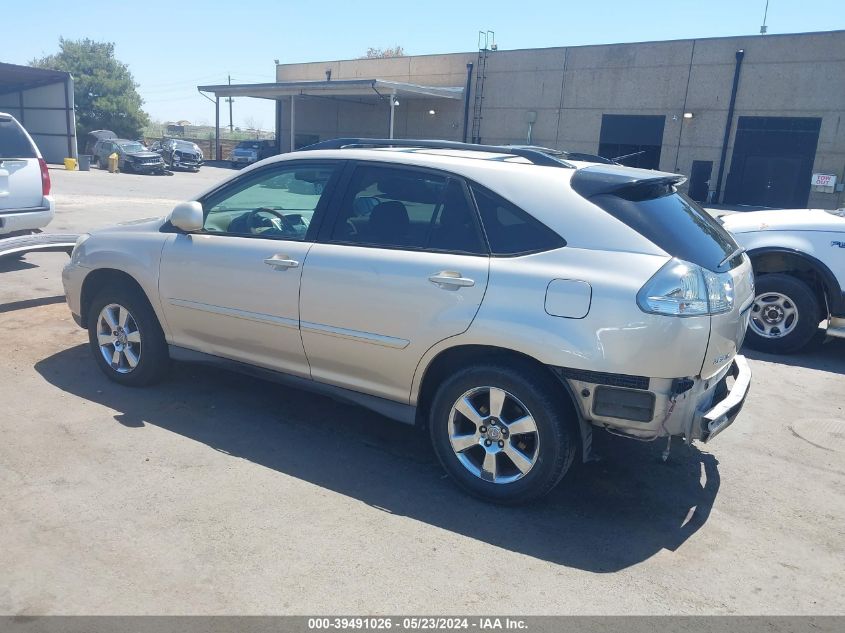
[296,138,574,168]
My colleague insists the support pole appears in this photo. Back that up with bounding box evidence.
[289,95,296,152]
[214,97,220,160]
[275,99,282,155]
[389,90,396,139]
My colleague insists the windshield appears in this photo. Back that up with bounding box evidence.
[237,142,260,150]
[175,141,197,150]
[120,142,146,153]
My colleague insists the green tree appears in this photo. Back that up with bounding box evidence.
[31,38,149,139]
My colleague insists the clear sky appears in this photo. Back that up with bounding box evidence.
[2,0,842,130]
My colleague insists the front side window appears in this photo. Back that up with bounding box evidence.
[471,185,565,255]
[202,164,336,240]
[330,165,486,254]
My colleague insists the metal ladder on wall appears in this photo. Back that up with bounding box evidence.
[470,31,495,144]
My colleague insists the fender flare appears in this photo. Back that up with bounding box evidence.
[747,246,843,314]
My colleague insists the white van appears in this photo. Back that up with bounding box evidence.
[0,112,54,236]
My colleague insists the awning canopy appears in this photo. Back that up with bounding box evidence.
[197,78,464,101]
[0,62,76,162]
[198,79,466,151]
[0,62,70,96]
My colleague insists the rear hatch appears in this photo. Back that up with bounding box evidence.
[0,114,42,211]
[572,165,754,379]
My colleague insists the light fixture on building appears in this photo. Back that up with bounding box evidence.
[683,112,694,119]
[428,109,436,115]
[393,97,400,107]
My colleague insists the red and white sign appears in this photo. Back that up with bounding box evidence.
[811,173,837,187]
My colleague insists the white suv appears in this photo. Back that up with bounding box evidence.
[62,139,753,503]
[0,112,54,236]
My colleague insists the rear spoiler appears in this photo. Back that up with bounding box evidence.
[570,165,687,199]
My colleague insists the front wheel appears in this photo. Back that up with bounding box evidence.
[429,363,577,504]
[87,286,170,386]
[745,273,821,354]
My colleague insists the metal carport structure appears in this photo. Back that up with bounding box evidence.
[197,79,465,158]
[0,62,77,164]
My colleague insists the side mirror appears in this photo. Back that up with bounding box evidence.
[169,201,203,232]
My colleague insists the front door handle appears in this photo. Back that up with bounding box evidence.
[428,271,475,289]
[264,255,299,270]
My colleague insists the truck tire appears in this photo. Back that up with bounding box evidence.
[87,285,170,386]
[745,273,821,354]
[429,362,577,504]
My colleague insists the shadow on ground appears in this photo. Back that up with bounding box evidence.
[743,331,845,375]
[0,256,38,273]
[36,344,721,573]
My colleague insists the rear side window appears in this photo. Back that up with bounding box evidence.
[471,185,565,256]
[331,165,486,254]
[0,117,37,159]
[591,187,740,271]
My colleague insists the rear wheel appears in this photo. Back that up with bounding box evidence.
[745,273,821,354]
[429,363,577,504]
[87,286,170,386]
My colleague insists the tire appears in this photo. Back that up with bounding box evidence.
[87,285,170,386]
[745,273,821,354]
[429,362,577,504]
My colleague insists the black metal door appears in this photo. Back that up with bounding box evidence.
[724,117,821,208]
[688,160,713,202]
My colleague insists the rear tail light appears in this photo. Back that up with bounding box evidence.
[38,158,51,196]
[637,258,735,317]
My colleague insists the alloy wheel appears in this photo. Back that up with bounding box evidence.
[750,292,799,339]
[96,303,142,374]
[448,386,540,484]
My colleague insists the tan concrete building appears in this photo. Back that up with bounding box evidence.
[200,30,845,209]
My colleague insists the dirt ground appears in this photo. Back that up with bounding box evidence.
[0,166,843,615]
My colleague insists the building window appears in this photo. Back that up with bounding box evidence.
[598,114,666,170]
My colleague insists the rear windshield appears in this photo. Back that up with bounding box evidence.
[591,186,741,272]
[0,118,37,159]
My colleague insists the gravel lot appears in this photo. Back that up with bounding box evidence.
[1,166,844,615]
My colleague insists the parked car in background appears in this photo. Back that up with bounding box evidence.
[92,138,165,174]
[722,207,845,353]
[82,129,116,156]
[63,138,753,503]
[230,140,276,167]
[150,138,204,171]
[0,112,53,236]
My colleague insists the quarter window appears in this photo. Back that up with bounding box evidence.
[202,164,336,240]
[471,185,565,255]
[330,165,486,254]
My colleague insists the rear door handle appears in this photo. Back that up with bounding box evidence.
[428,271,475,288]
[264,255,299,270]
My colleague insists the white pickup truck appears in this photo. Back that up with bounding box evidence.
[722,208,845,354]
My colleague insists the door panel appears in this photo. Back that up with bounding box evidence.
[724,116,821,208]
[687,160,713,203]
[159,234,313,376]
[299,243,489,402]
[158,160,340,376]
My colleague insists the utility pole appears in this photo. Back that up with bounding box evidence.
[226,74,234,133]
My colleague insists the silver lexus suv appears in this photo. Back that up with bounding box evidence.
[63,139,753,503]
